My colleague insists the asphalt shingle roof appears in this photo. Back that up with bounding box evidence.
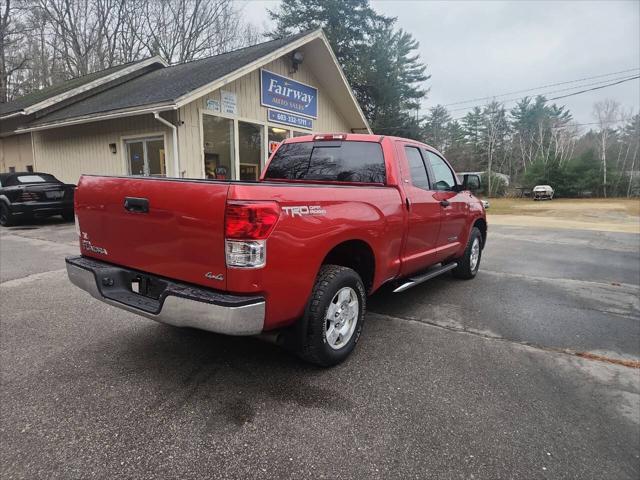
[29,32,313,127]
[0,61,139,116]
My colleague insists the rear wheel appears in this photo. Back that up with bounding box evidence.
[297,265,366,367]
[0,204,14,227]
[452,227,482,279]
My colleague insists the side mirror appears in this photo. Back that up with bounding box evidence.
[462,174,481,192]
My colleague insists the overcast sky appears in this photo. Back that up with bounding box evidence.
[241,0,639,126]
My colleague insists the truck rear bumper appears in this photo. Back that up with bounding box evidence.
[65,256,265,335]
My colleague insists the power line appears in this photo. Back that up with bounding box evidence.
[448,74,639,113]
[441,67,640,107]
[546,75,640,101]
[550,119,627,129]
[450,75,640,121]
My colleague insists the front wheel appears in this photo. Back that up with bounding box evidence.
[452,227,483,279]
[297,265,366,367]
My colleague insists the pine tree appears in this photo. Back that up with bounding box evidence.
[362,25,428,138]
[423,105,452,151]
[267,0,428,138]
[462,107,483,157]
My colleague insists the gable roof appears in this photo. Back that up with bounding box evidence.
[27,31,313,127]
[17,30,370,133]
[0,56,166,118]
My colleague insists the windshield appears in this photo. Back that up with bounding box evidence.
[264,141,386,184]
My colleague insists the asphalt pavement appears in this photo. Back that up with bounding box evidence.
[1,219,639,479]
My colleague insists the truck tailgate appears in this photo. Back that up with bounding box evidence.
[75,176,229,290]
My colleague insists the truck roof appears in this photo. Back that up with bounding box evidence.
[284,133,384,143]
[282,133,441,155]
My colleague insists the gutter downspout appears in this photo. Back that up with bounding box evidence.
[154,111,180,177]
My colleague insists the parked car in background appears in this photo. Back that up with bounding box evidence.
[67,133,487,366]
[0,172,75,226]
[532,185,554,200]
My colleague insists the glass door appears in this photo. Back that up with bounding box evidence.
[238,121,264,181]
[126,137,166,176]
[203,115,235,179]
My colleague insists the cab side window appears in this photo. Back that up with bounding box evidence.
[426,151,456,191]
[404,146,430,190]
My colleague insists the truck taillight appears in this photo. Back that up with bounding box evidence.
[225,240,266,268]
[225,201,280,239]
[224,201,280,269]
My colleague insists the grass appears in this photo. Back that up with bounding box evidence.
[483,197,640,233]
[486,198,640,217]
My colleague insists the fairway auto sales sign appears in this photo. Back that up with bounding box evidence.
[261,69,318,119]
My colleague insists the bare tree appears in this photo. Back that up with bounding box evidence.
[481,101,509,196]
[117,0,147,63]
[593,99,621,197]
[1,0,260,102]
[94,0,128,68]
[1,0,30,102]
[130,0,252,64]
[35,0,128,76]
[550,122,578,167]
[621,113,639,197]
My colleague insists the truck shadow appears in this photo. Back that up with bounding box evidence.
[91,276,459,426]
[34,275,461,431]
[77,321,355,429]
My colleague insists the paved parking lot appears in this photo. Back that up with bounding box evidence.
[1,219,639,479]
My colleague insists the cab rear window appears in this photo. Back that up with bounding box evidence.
[265,141,386,184]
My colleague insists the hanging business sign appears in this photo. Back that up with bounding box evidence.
[261,69,317,119]
[268,109,313,130]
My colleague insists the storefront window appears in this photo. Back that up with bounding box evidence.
[238,121,263,181]
[203,114,234,180]
[268,126,289,158]
[293,131,308,137]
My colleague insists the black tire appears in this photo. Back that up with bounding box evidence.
[0,203,14,227]
[297,265,366,367]
[452,227,483,280]
[61,210,75,222]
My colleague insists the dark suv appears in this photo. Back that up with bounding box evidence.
[0,172,75,226]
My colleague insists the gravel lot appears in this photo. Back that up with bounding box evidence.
[1,217,639,479]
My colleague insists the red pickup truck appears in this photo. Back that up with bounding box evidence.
[66,134,486,366]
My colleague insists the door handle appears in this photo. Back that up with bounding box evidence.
[405,197,411,211]
[439,199,450,207]
[124,197,149,213]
